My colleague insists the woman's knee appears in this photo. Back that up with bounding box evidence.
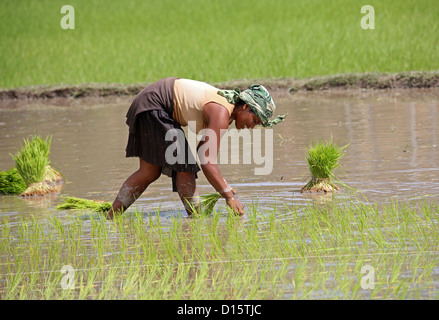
[138,158,162,184]
[176,172,196,188]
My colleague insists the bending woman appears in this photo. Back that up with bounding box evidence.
[107,77,285,218]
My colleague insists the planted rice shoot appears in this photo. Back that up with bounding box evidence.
[1,198,439,299]
[301,137,347,193]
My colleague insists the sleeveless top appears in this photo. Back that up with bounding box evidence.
[172,78,235,133]
[126,77,235,134]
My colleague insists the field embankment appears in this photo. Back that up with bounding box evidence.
[0,71,438,101]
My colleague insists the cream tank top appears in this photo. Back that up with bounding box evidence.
[172,79,235,134]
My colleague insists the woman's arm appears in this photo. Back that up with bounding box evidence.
[198,102,244,215]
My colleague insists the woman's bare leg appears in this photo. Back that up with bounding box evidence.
[176,172,199,215]
[107,158,161,219]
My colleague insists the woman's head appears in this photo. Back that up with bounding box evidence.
[218,84,286,128]
[232,100,262,129]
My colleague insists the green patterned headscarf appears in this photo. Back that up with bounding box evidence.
[217,84,286,127]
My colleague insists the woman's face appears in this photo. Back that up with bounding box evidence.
[234,104,262,129]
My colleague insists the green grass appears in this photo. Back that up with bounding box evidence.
[1,197,439,299]
[0,0,438,89]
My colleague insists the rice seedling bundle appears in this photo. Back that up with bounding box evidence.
[56,185,228,216]
[301,137,347,193]
[0,167,27,195]
[56,196,112,213]
[9,135,64,196]
[198,192,222,215]
[197,185,238,215]
[56,194,222,216]
[11,135,51,185]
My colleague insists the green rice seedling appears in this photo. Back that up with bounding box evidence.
[10,135,64,196]
[191,181,236,216]
[0,167,27,195]
[2,196,439,299]
[301,137,348,193]
[11,135,52,186]
[184,191,229,216]
[198,192,222,215]
[56,196,112,213]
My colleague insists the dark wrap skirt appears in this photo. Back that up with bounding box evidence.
[125,77,200,192]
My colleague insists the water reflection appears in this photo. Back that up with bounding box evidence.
[0,89,438,221]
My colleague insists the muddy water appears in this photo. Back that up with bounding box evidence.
[0,89,438,221]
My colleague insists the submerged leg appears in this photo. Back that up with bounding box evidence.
[107,158,161,219]
[176,171,199,215]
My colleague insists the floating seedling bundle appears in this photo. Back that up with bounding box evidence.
[0,135,64,196]
[56,193,223,217]
[56,179,234,216]
[0,167,27,195]
[301,137,347,193]
[56,196,112,213]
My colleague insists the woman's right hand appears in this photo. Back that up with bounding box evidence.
[226,196,245,215]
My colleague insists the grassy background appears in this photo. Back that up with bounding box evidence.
[0,0,438,89]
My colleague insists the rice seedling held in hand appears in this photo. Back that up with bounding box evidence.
[10,134,64,196]
[301,137,348,193]
[184,179,237,216]
[181,192,221,217]
[197,190,241,216]
[198,192,222,216]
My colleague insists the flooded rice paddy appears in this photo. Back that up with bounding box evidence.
[0,88,438,299]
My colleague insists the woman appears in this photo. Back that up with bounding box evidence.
[107,77,285,219]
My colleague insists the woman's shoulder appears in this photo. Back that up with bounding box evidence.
[175,78,216,91]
